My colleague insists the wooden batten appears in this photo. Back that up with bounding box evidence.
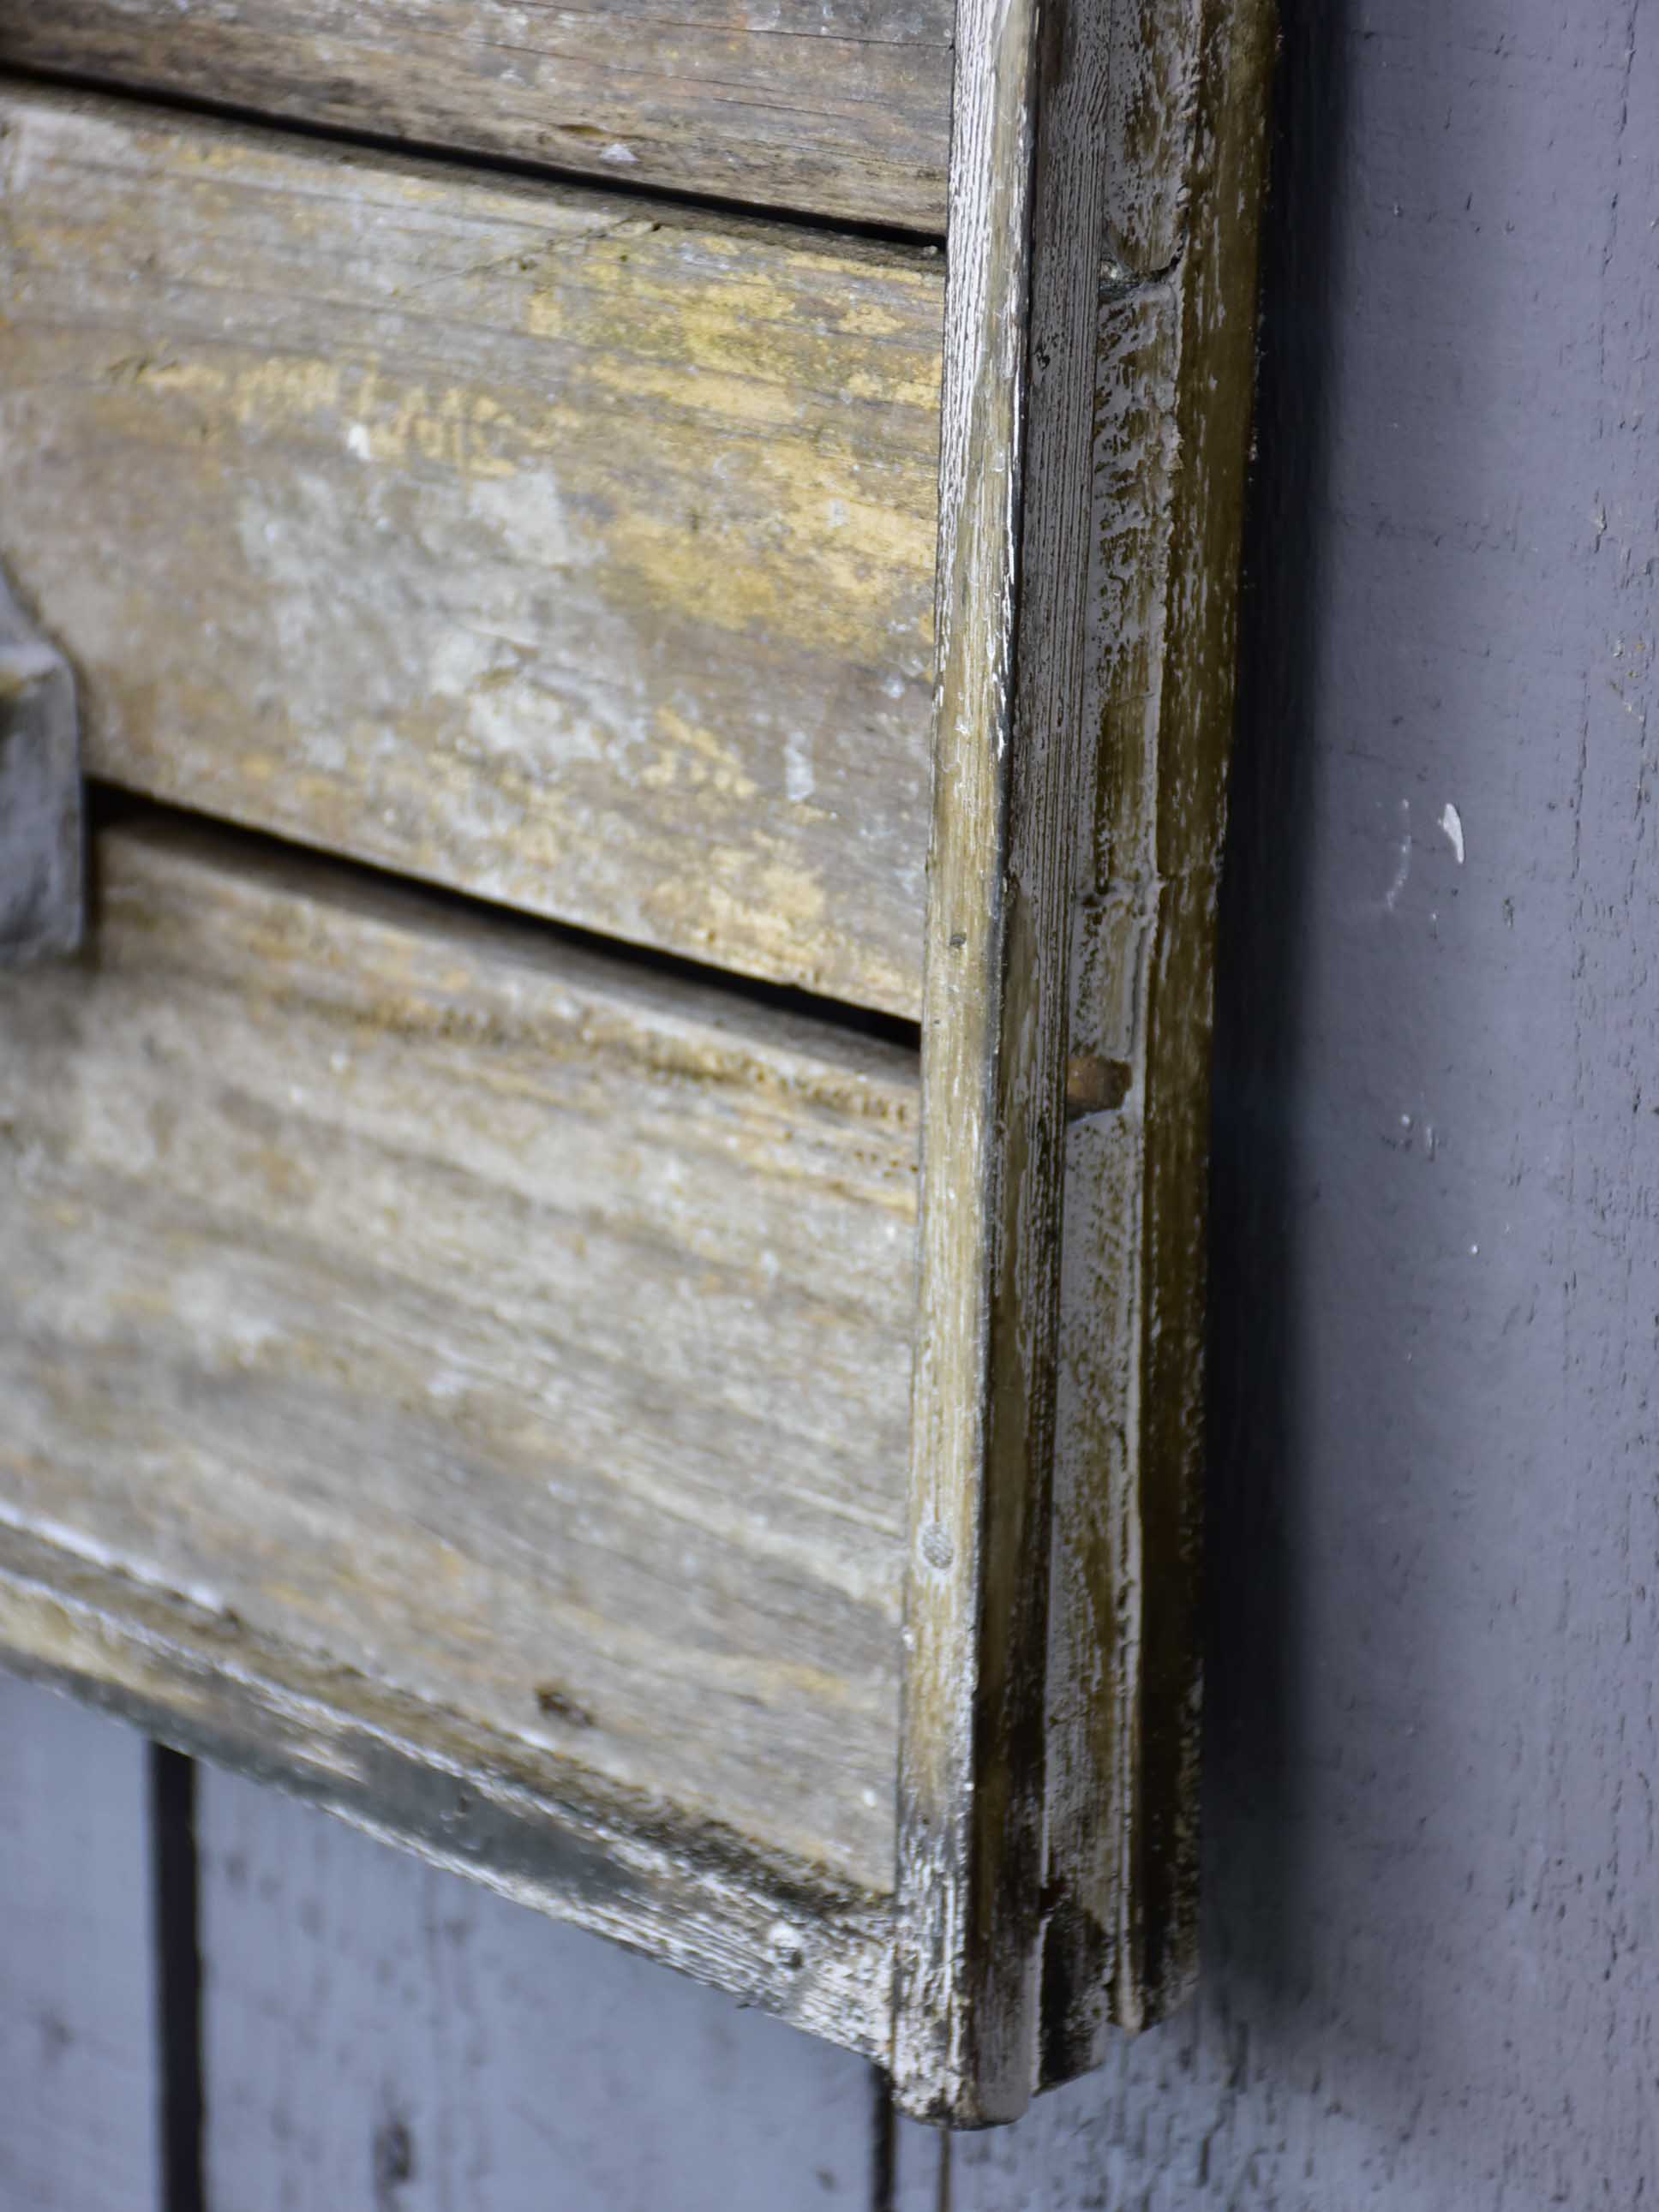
[892,0,1276,2123]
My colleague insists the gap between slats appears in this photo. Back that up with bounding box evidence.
[0,60,949,251]
[88,787,921,1061]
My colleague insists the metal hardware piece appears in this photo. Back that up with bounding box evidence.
[0,572,82,963]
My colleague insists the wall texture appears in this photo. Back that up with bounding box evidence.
[3,2,1658,2208]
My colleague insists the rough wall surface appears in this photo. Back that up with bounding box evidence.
[956,0,1659,2203]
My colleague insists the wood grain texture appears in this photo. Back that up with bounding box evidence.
[0,0,954,231]
[1042,0,1278,2077]
[0,1521,897,2059]
[0,815,918,1906]
[0,1676,160,2212]
[893,0,1274,2123]
[0,571,81,965]
[0,89,941,1015]
[893,0,1050,2125]
[195,1766,886,2212]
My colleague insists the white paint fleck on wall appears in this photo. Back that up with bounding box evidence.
[1383,798,1412,911]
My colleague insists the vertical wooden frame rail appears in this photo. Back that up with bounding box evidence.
[895,0,1275,2123]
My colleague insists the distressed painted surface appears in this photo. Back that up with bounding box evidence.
[951,0,1659,2200]
[195,1766,887,2212]
[0,816,917,1898]
[0,1676,159,2212]
[0,90,940,1014]
[0,0,954,231]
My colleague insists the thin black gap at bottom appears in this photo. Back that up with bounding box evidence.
[0,59,946,256]
[149,1743,206,2212]
[871,2067,897,2212]
[935,2127,953,2212]
[87,782,920,1056]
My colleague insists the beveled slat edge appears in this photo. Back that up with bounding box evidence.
[0,11,954,236]
[94,796,924,1084]
[0,1523,896,2060]
[0,75,947,272]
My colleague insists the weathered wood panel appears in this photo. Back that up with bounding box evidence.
[196,1766,887,2212]
[0,0,954,232]
[0,1676,160,2212]
[0,815,918,1901]
[0,90,940,1015]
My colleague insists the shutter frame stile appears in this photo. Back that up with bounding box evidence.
[892,0,1279,2123]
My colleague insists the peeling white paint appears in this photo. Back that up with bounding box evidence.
[1439,801,1465,864]
[784,731,817,805]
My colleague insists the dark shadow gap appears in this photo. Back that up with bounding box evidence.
[871,2067,896,2212]
[87,782,922,1056]
[149,1743,206,2212]
[0,60,947,254]
[934,2125,952,2212]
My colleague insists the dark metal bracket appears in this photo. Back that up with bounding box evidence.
[0,572,83,963]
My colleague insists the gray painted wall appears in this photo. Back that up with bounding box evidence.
[3,1,1657,2206]
[0,1681,159,2212]
[960,0,1659,2202]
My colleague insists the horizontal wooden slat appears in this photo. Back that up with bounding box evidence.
[0,0,954,232]
[0,816,919,1894]
[0,1521,897,2056]
[0,90,940,1015]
